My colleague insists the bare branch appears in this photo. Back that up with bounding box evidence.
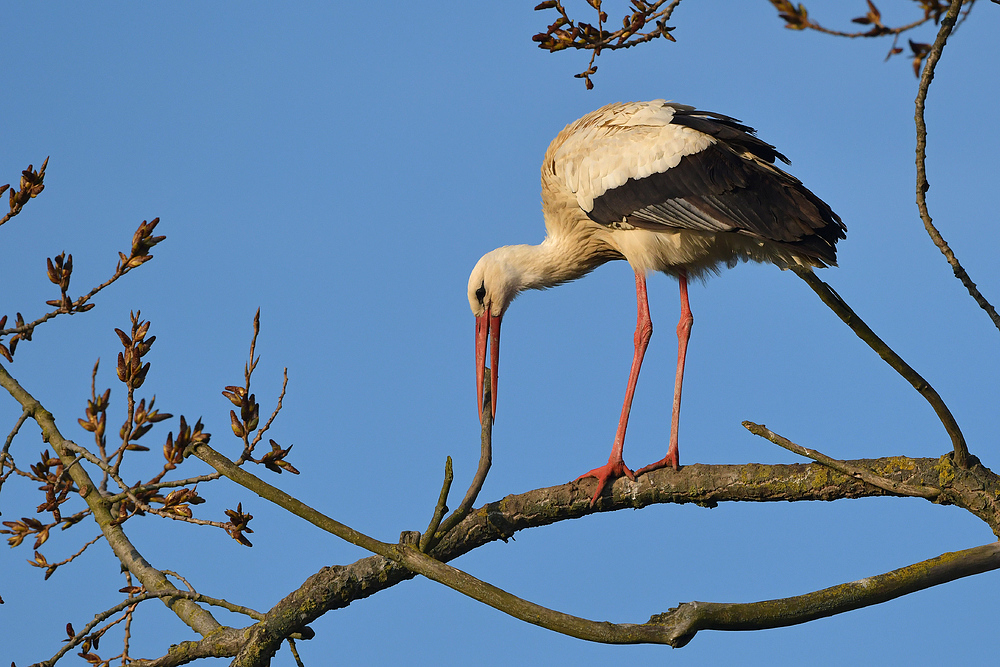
[433,374,493,542]
[419,455,453,552]
[0,408,30,489]
[743,421,940,499]
[652,541,1000,646]
[177,440,1000,661]
[287,638,305,667]
[913,1,1000,332]
[793,267,970,468]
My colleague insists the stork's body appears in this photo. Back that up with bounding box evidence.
[469,100,845,504]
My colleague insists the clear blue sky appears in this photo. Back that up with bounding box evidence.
[3,2,999,665]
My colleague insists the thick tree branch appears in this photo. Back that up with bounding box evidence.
[793,267,970,468]
[652,541,1000,647]
[170,438,1000,664]
[743,421,940,499]
[913,0,1000,333]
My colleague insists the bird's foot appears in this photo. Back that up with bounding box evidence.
[635,450,680,477]
[576,460,635,506]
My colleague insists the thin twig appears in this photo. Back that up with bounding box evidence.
[914,0,1000,333]
[48,533,105,571]
[61,439,132,493]
[36,590,265,667]
[162,570,196,592]
[122,602,137,666]
[419,455,454,552]
[0,265,143,339]
[435,374,493,539]
[111,381,137,478]
[287,638,305,667]
[88,359,112,493]
[103,473,222,504]
[133,504,230,529]
[743,421,940,499]
[793,267,970,468]
[3,408,29,456]
[0,408,30,486]
[250,368,288,451]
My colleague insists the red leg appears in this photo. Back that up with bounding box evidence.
[637,270,692,476]
[577,271,650,504]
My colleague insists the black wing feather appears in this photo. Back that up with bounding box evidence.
[588,106,845,265]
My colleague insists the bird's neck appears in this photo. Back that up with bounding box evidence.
[494,235,609,293]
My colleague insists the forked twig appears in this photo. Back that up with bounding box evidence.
[432,375,493,542]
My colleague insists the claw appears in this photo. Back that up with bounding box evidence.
[576,459,635,506]
[634,448,679,477]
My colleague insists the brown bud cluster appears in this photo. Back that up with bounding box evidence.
[0,312,30,362]
[532,0,675,89]
[124,396,172,451]
[72,620,106,665]
[1,516,50,549]
[117,218,165,273]
[29,450,76,522]
[78,387,111,446]
[116,311,155,390]
[224,502,254,547]
[260,439,299,475]
[155,487,205,518]
[3,157,47,218]
[164,415,210,464]
[223,385,260,439]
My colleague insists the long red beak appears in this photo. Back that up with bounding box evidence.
[475,309,502,424]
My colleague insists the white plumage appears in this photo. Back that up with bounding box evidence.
[468,99,845,504]
[555,103,713,212]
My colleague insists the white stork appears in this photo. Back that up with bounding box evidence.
[468,100,845,504]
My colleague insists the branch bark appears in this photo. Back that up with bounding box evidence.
[743,421,940,499]
[651,541,1000,647]
[913,0,1000,333]
[154,439,1000,665]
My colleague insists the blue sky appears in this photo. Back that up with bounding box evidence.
[3,2,999,665]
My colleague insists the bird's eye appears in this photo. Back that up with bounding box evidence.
[475,284,486,304]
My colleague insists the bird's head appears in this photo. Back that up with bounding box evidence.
[467,247,529,425]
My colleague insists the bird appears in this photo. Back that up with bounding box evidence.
[467,99,845,505]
